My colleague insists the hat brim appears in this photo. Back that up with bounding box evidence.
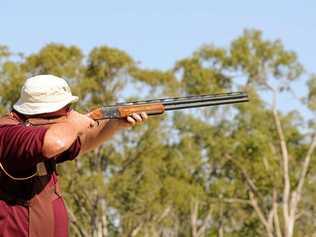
[13,96,79,115]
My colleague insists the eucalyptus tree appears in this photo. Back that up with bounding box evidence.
[0,29,315,237]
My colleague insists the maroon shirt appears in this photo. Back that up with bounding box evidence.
[0,124,81,237]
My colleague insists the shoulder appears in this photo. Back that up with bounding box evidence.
[0,123,48,151]
[0,123,47,134]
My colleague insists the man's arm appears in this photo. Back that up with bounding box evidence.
[42,110,147,158]
[78,112,148,155]
[42,110,96,158]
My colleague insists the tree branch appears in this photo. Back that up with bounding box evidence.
[272,189,283,237]
[271,88,291,234]
[249,191,274,237]
[288,133,316,237]
[191,199,198,237]
[197,208,213,237]
[228,157,262,200]
[67,204,89,237]
[209,197,251,205]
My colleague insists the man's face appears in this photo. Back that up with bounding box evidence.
[38,104,72,118]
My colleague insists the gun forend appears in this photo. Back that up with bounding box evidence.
[88,103,165,120]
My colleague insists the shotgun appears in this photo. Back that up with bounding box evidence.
[88,92,249,120]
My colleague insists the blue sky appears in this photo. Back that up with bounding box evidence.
[1,0,315,70]
[1,0,315,116]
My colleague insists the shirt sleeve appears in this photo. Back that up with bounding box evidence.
[55,137,81,164]
[0,124,48,173]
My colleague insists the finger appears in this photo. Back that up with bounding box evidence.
[140,112,148,120]
[131,113,142,123]
[127,116,136,125]
[89,120,99,128]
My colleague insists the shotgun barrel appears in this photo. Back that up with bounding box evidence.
[88,92,249,120]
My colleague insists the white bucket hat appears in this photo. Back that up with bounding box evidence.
[13,75,79,115]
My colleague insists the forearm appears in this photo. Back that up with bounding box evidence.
[79,112,148,155]
[79,119,123,154]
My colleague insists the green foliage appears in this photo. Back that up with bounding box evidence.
[81,46,135,105]
[0,45,10,59]
[0,61,25,111]
[130,68,179,96]
[307,75,316,111]
[230,29,304,87]
[174,51,232,94]
[23,43,84,78]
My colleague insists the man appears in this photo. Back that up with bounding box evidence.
[0,74,148,237]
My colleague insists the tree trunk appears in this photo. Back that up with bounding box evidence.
[191,199,198,237]
[100,199,108,237]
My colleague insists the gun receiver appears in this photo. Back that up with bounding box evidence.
[88,92,249,120]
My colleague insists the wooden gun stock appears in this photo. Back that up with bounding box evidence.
[118,103,165,117]
[88,103,165,120]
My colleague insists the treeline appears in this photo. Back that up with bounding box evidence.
[0,29,316,237]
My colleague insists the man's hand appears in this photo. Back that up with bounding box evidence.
[66,110,98,135]
[114,112,148,129]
